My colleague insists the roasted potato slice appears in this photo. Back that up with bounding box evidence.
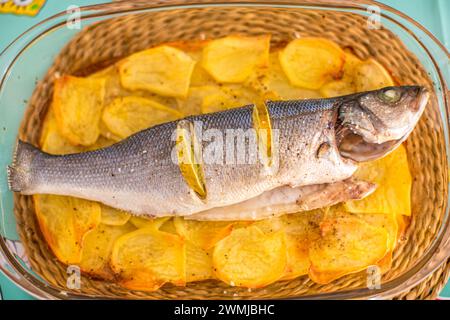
[309,215,389,284]
[111,228,185,291]
[102,96,182,139]
[279,37,345,90]
[213,225,286,288]
[174,217,234,250]
[344,144,412,216]
[202,35,270,83]
[33,195,101,264]
[354,58,394,91]
[279,210,323,280]
[40,107,85,155]
[186,241,214,282]
[53,75,105,146]
[320,51,362,98]
[118,45,196,98]
[129,216,171,229]
[248,52,322,100]
[80,222,135,279]
[100,205,131,226]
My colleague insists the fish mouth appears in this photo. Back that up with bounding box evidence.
[336,87,429,162]
[336,128,404,162]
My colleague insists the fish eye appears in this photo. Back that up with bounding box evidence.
[378,89,401,104]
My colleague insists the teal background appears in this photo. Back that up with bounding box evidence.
[0,0,449,300]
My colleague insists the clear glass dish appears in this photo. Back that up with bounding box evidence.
[0,0,449,299]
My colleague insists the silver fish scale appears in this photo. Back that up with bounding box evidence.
[27,99,357,216]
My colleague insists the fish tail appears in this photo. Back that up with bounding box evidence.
[7,140,41,192]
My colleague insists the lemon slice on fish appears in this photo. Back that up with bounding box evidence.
[176,120,207,199]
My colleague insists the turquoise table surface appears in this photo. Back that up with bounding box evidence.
[0,0,449,300]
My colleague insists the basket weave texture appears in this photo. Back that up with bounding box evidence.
[13,6,449,299]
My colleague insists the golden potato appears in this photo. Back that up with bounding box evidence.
[111,228,185,291]
[279,210,323,280]
[344,144,412,216]
[213,225,286,288]
[174,217,234,250]
[202,35,270,83]
[186,241,214,282]
[118,45,196,98]
[279,37,345,89]
[129,216,170,229]
[100,205,131,226]
[40,107,85,155]
[309,215,389,284]
[80,223,135,279]
[33,195,101,264]
[53,75,105,146]
[102,96,182,139]
[248,52,322,100]
[354,58,394,91]
[320,51,362,98]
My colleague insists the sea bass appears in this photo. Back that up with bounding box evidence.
[8,86,428,220]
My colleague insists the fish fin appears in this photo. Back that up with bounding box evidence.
[7,140,41,192]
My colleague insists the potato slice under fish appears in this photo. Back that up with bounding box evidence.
[279,37,345,90]
[40,107,86,155]
[129,216,170,229]
[53,75,105,146]
[213,225,286,288]
[344,144,412,216]
[174,217,234,250]
[118,45,196,98]
[248,51,322,100]
[320,51,362,97]
[111,228,185,291]
[201,35,270,83]
[186,241,214,282]
[309,215,389,284]
[102,96,182,139]
[100,205,131,226]
[354,58,394,91]
[80,222,135,279]
[279,210,323,280]
[33,194,101,264]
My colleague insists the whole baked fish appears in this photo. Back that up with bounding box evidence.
[8,86,428,219]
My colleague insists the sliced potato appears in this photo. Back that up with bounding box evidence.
[202,35,270,83]
[129,216,170,229]
[102,96,182,139]
[111,228,185,290]
[33,195,101,264]
[248,52,322,100]
[53,75,105,146]
[354,58,394,91]
[279,37,345,89]
[100,205,131,226]
[174,217,234,250]
[118,45,196,98]
[80,223,135,279]
[186,241,214,282]
[344,144,412,216]
[279,210,323,280]
[309,215,389,284]
[39,107,85,155]
[213,225,286,288]
[320,51,362,98]
[85,136,116,151]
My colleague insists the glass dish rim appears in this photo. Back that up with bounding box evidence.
[0,0,449,300]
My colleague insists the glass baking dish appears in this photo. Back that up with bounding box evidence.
[0,0,449,299]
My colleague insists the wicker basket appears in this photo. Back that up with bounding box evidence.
[13,4,449,299]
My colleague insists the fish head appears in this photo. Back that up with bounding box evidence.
[337,85,429,162]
